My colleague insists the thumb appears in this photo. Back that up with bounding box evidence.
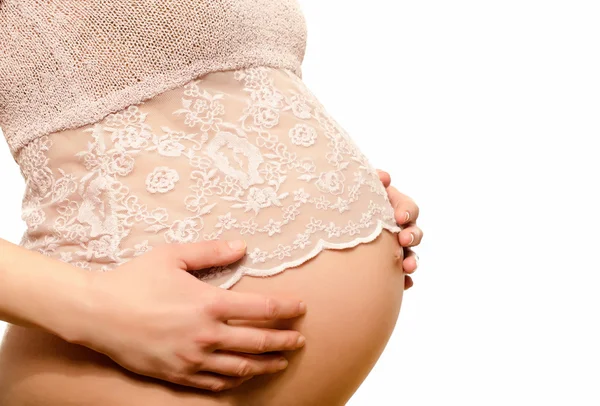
[173,240,247,270]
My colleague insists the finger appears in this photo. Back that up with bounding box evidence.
[376,169,391,188]
[404,275,414,290]
[172,240,247,270]
[402,249,419,274]
[398,225,423,247]
[202,352,289,377]
[218,325,305,354]
[177,373,250,392]
[210,291,307,321]
[386,186,420,225]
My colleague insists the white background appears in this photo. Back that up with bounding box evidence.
[2,0,600,404]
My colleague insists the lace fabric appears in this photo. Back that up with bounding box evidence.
[17,67,400,289]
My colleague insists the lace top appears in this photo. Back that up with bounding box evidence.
[18,67,401,288]
[2,1,401,289]
[0,0,306,156]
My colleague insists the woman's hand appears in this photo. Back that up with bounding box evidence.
[377,170,423,290]
[73,240,306,392]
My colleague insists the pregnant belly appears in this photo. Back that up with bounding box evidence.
[16,67,399,289]
[3,68,406,405]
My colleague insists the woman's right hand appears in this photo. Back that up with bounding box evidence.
[70,240,307,392]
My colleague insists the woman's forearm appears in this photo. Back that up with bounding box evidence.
[0,238,91,341]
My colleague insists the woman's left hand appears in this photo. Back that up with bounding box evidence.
[377,170,423,290]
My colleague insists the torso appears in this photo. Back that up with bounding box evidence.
[0,2,406,405]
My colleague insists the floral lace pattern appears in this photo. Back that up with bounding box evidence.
[17,67,400,288]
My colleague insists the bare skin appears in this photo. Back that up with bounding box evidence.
[0,230,404,406]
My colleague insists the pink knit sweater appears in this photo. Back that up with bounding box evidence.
[0,0,306,157]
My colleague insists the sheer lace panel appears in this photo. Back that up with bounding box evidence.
[17,67,400,289]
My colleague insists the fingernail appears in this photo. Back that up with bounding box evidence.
[296,336,306,347]
[415,255,420,268]
[298,301,307,313]
[278,358,289,369]
[227,240,246,251]
[404,211,410,223]
[409,233,415,245]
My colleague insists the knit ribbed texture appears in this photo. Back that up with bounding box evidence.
[0,0,306,157]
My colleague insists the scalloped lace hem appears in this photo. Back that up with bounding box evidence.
[214,220,401,289]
